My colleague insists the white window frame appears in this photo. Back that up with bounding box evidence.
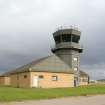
[74,67,78,71]
[52,76,58,81]
[73,57,78,61]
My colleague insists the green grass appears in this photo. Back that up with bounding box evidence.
[0,85,105,102]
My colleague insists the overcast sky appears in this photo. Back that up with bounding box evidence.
[0,0,105,80]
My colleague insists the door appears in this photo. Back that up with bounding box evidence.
[74,77,78,87]
[32,76,38,87]
[74,80,77,87]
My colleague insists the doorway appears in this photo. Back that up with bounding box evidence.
[32,76,38,87]
[74,80,77,87]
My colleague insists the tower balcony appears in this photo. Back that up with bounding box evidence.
[52,42,83,53]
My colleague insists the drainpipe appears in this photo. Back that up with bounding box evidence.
[17,73,19,88]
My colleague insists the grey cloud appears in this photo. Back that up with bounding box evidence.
[81,63,105,80]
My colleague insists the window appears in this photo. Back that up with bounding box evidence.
[74,57,78,61]
[24,75,27,78]
[38,75,44,80]
[72,35,80,43]
[52,76,58,81]
[55,36,61,44]
[62,34,71,42]
[74,67,78,71]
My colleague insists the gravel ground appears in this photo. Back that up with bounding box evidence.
[1,95,105,105]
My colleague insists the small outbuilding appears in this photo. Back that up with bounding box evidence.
[79,71,89,86]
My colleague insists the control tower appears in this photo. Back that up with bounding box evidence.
[52,27,83,86]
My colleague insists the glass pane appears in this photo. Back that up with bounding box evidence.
[72,35,80,43]
[52,76,58,81]
[55,36,61,44]
[62,34,71,42]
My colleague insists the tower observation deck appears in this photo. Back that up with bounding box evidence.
[52,28,83,53]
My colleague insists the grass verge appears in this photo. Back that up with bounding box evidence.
[0,85,105,102]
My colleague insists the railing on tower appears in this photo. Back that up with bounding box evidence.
[55,25,80,32]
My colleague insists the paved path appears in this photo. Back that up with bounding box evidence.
[1,95,105,105]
